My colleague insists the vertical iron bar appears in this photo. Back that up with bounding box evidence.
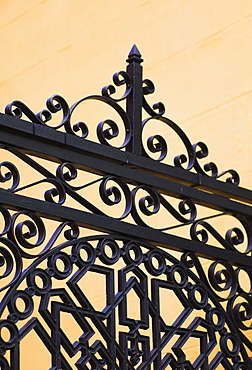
[126,45,143,155]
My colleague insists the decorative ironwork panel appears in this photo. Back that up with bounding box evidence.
[0,45,251,369]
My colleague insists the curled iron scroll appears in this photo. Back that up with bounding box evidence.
[5,95,70,129]
[193,142,240,184]
[142,115,195,169]
[190,213,252,254]
[70,95,132,148]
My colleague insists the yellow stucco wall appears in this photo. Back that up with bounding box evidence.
[0,1,252,368]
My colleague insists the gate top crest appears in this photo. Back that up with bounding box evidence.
[3,44,240,183]
[0,46,252,369]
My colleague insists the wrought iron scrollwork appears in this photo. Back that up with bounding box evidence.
[0,143,249,255]
[4,45,240,184]
[0,146,204,229]
[1,46,251,369]
[193,142,240,184]
[131,185,197,227]
[0,161,20,191]
[5,95,70,129]
[190,213,252,255]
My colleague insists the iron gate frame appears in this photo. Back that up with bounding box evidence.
[0,45,251,369]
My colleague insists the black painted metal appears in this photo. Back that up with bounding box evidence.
[0,45,251,369]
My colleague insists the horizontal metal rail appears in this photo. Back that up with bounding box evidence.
[1,115,252,217]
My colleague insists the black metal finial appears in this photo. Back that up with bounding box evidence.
[127,44,143,63]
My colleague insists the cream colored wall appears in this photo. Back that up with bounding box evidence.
[0,0,252,368]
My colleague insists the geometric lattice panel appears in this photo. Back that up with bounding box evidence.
[0,234,251,369]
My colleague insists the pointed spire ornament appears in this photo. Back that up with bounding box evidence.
[127,44,143,64]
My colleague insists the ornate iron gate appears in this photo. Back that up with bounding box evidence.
[0,45,251,369]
